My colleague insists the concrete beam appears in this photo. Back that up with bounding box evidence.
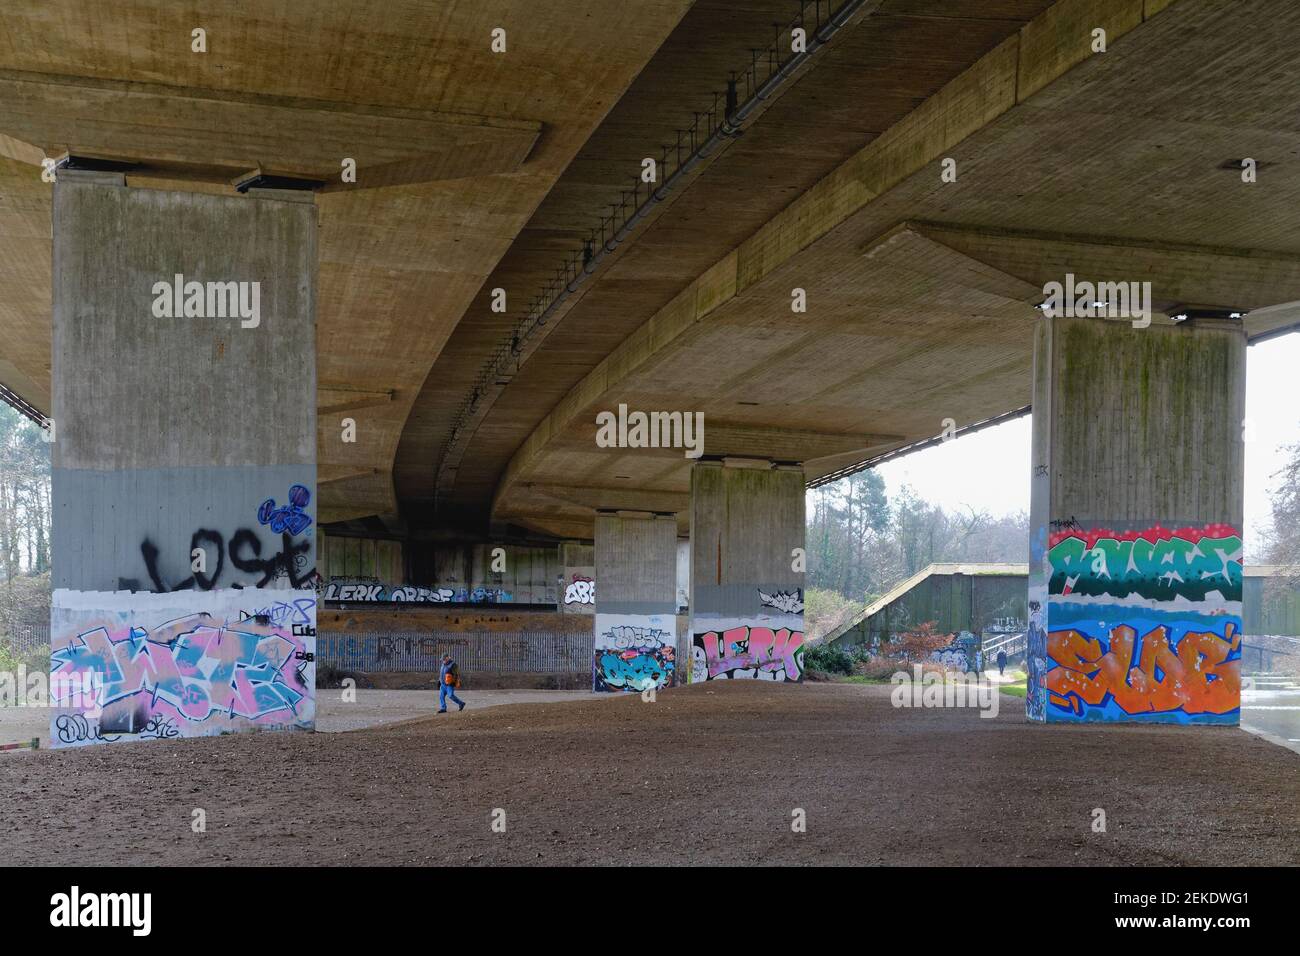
[898,221,1300,332]
[318,386,395,416]
[0,70,541,189]
[491,0,1182,529]
[523,484,690,514]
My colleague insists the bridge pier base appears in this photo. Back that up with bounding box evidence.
[49,171,319,746]
[592,512,678,692]
[1026,314,1246,723]
[689,459,806,683]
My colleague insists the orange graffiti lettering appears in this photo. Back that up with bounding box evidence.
[1046,623,1239,716]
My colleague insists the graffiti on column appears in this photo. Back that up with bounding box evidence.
[49,589,316,747]
[758,588,804,614]
[692,625,805,682]
[1035,523,1242,723]
[116,478,319,593]
[692,587,805,683]
[592,615,675,692]
[131,528,318,591]
[1025,598,1048,721]
[257,483,313,536]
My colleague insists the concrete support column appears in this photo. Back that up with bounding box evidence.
[50,171,318,746]
[1027,315,1246,724]
[593,512,678,692]
[689,460,806,683]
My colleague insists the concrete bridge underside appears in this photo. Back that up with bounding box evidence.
[2,0,1295,540]
[0,0,1291,728]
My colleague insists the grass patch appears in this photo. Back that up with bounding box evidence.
[841,675,894,685]
[999,683,1027,698]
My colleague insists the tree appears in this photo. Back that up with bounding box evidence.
[886,621,951,662]
[0,403,51,641]
[806,472,1029,608]
[1263,436,1300,587]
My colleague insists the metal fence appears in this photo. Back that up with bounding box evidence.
[316,630,590,673]
[982,631,1027,659]
[2,623,48,656]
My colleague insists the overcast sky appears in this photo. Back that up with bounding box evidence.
[870,330,1300,560]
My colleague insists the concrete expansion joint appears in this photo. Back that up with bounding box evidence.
[720,456,775,470]
[235,168,323,203]
[52,165,126,188]
[1180,314,1247,335]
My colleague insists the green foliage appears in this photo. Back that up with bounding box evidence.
[802,642,854,676]
[0,636,46,683]
[804,587,865,641]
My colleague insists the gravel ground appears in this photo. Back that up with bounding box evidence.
[1,680,1296,866]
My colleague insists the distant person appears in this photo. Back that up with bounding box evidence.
[996,649,1008,676]
[437,654,466,713]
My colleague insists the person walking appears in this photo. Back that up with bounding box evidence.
[996,648,1008,677]
[437,654,466,713]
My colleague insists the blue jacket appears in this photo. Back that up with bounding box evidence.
[440,660,457,684]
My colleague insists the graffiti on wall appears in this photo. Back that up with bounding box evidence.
[317,632,589,673]
[49,588,316,747]
[320,580,511,603]
[691,626,805,682]
[1036,524,1242,723]
[592,616,675,692]
[376,634,470,665]
[392,585,457,602]
[564,575,595,606]
[248,596,317,629]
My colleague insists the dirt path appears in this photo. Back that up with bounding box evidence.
[2,681,1296,866]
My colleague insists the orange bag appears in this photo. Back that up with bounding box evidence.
[443,673,455,685]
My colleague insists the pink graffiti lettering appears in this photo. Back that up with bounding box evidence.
[696,626,805,681]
